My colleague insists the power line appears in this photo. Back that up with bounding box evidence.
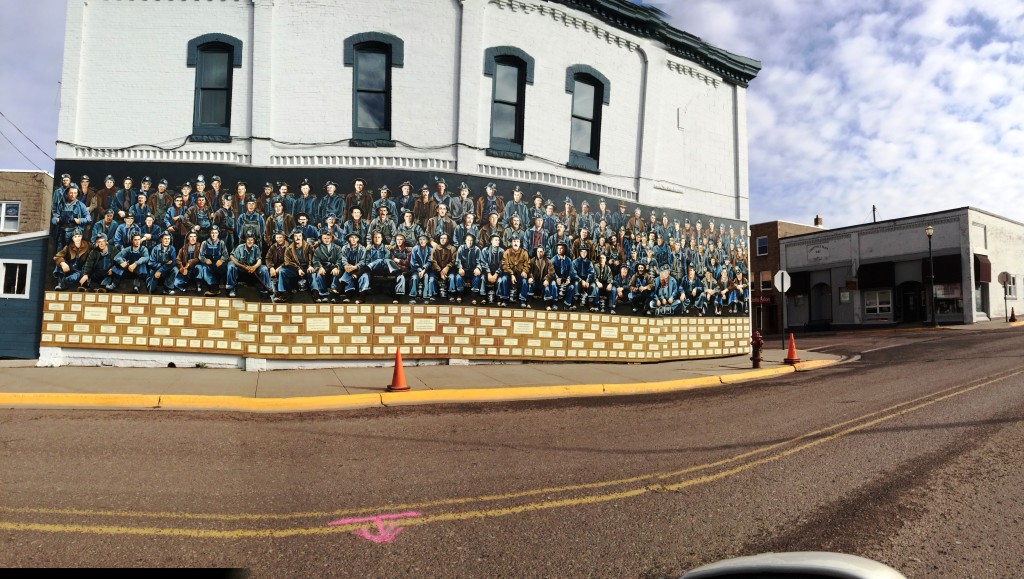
[0,127,45,172]
[0,109,55,162]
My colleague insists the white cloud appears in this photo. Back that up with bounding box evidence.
[666,0,1024,227]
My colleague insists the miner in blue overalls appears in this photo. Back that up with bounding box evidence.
[227,232,272,299]
[147,231,178,294]
[198,225,229,296]
[52,184,92,248]
[339,231,370,303]
[110,233,150,293]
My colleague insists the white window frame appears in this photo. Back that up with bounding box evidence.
[864,289,892,315]
[1006,275,1017,299]
[0,201,20,232]
[0,259,32,299]
[756,235,768,256]
[759,270,772,291]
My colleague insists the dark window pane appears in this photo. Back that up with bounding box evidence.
[494,64,520,104]
[571,118,592,154]
[572,81,596,119]
[356,92,387,129]
[3,263,28,295]
[492,102,517,140]
[356,51,387,91]
[199,90,228,125]
[199,50,229,87]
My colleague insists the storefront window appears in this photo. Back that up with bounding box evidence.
[935,283,964,315]
[864,290,892,315]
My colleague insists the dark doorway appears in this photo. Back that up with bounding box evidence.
[810,283,832,324]
[896,281,925,323]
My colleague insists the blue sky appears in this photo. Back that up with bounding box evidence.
[1,0,1021,228]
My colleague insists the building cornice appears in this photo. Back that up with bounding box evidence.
[542,0,761,87]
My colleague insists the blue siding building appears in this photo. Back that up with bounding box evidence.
[0,230,47,359]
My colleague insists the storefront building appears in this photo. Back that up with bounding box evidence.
[779,208,1023,328]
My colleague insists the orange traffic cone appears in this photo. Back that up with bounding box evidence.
[387,349,410,392]
[1011,308,1017,323]
[783,333,801,365]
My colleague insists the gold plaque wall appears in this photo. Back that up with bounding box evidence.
[41,293,750,361]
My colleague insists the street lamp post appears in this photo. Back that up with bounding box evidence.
[925,225,938,327]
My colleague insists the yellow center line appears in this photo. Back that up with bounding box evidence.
[2,367,1021,538]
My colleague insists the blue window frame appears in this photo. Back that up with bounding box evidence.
[490,57,526,155]
[484,47,534,160]
[565,65,610,173]
[344,32,404,146]
[353,43,391,141]
[187,34,242,142]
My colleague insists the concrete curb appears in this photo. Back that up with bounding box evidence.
[0,359,843,413]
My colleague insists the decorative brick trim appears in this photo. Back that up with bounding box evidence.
[475,164,635,200]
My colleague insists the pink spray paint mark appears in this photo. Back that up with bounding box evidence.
[328,511,422,544]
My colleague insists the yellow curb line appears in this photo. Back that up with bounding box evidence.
[158,393,384,412]
[0,393,161,409]
[0,359,840,412]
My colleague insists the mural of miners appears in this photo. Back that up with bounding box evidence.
[49,174,749,317]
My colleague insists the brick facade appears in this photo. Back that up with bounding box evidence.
[749,220,823,335]
[0,171,53,237]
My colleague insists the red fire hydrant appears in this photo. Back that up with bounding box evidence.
[750,331,765,369]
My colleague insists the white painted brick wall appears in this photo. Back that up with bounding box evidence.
[56,0,752,223]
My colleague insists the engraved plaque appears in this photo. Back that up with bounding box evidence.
[379,315,395,324]
[114,316,131,325]
[155,307,172,316]
[306,318,330,332]
[455,317,471,326]
[351,315,368,324]
[513,321,535,335]
[413,318,437,333]
[83,307,107,321]
[337,326,354,334]
[191,311,216,325]
[128,306,145,315]
[601,326,619,339]
[266,315,283,323]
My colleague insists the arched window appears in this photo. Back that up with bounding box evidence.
[484,47,535,159]
[344,32,404,145]
[187,34,242,142]
[565,65,611,172]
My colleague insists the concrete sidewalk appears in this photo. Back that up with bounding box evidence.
[0,347,841,412]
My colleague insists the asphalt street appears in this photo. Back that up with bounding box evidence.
[2,328,1023,577]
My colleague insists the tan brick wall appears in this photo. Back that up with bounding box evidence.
[42,293,751,362]
[0,171,53,236]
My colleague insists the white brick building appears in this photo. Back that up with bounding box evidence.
[56,0,759,221]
